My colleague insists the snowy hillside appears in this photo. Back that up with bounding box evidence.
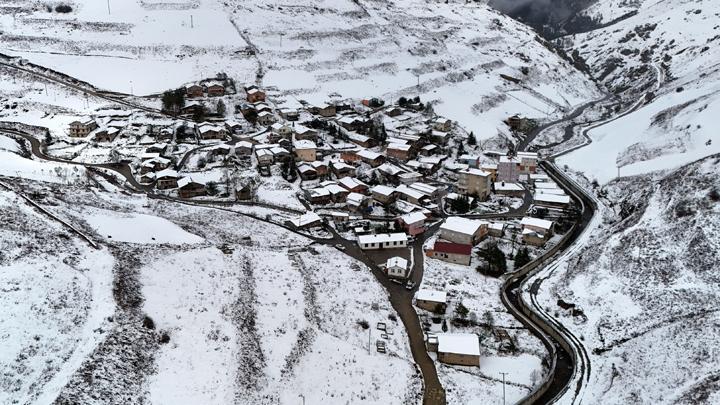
[0,0,601,140]
[0,140,419,405]
[536,155,720,404]
[557,0,720,183]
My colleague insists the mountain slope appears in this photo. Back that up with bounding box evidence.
[537,155,720,404]
[557,0,720,182]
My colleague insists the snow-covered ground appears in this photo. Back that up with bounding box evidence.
[537,155,720,404]
[418,235,547,404]
[558,0,720,183]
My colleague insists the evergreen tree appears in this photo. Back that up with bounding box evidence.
[468,131,477,146]
[206,181,218,196]
[479,242,507,276]
[216,99,226,116]
[514,247,531,268]
[450,195,470,213]
[455,302,469,319]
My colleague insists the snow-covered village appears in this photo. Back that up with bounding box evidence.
[1,1,719,405]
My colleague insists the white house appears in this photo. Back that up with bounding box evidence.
[415,289,447,313]
[386,256,410,279]
[358,233,408,250]
[439,217,489,245]
[290,212,323,229]
[427,333,480,366]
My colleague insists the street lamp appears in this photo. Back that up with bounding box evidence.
[500,372,508,405]
[298,394,305,405]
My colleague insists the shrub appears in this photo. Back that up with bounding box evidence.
[142,315,155,330]
[55,4,73,13]
[357,320,369,330]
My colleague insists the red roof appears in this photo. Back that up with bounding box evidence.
[433,241,472,255]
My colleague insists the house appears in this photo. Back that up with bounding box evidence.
[69,119,98,137]
[429,240,473,265]
[146,142,169,155]
[311,160,329,177]
[235,141,254,156]
[326,183,350,202]
[398,171,423,185]
[270,146,291,161]
[409,182,444,200]
[497,156,522,182]
[196,123,228,140]
[430,130,449,145]
[293,140,317,162]
[426,333,480,366]
[397,211,426,236]
[356,149,385,167]
[290,212,323,229]
[256,111,275,126]
[206,83,225,97]
[177,177,207,198]
[371,185,396,205]
[432,117,452,132]
[458,169,492,200]
[298,164,317,180]
[394,184,428,206]
[414,289,447,313]
[139,172,155,184]
[533,193,571,209]
[225,120,245,134]
[347,133,373,148]
[208,144,232,158]
[346,192,368,212]
[488,222,506,237]
[386,143,412,161]
[338,177,368,194]
[306,187,332,204]
[494,182,525,198]
[279,108,299,121]
[94,127,120,142]
[271,122,293,138]
[255,148,274,166]
[385,106,402,117]
[155,169,179,189]
[357,233,408,250]
[385,256,411,279]
[317,103,336,117]
[516,151,538,174]
[294,125,318,141]
[521,217,554,246]
[439,217,488,245]
[341,149,362,163]
[420,144,439,156]
[480,163,498,181]
[331,161,356,178]
[186,84,204,98]
[246,87,266,103]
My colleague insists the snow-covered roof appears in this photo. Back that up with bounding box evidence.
[338,177,367,190]
[377,163,406,176]
[357,149,382,160]
[297,164,315,174]
[494,182,524,191]
[399,211,426,225]
[436,333,480,356]
[529,173,550,181]
[308,187,331,197]
[371,185,395,197]
[534,193,571,205]
[235,141,253,149]
[481,163,498,170]
[521,217,553,230]
[460,168,491,177]
[398,171,422,180]
[358,233,408,245]
[290,212,322,228]
[256,149,273,157]
[346,192,365,205]
[409,182,438,195]
[536,188,567,196]
[331,161,354,171]
[386,256,408,269]
[489,222,505,232]
[156,169,178,179]
[535,181,559,189]
[440,217,487,236]
[178,176,205,188]
[415,289,447,303]
[387,143,412,151]
[395,184,426,201]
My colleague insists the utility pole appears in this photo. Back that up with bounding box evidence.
[130,80,133,96]
[368,327,371,354]
[190,15,194,29]
[279,32,284,47]
[617,165,620,179]
[298,394,305,405]
[107,0,111,14]
[500,372,508,405]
